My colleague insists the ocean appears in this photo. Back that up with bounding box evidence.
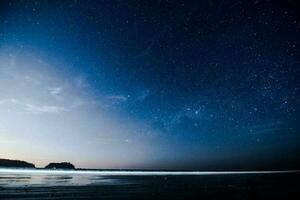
[0,169,299,199]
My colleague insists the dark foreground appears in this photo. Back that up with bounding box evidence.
[0,170,299,199]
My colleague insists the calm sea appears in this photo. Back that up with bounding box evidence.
[0,169,299,199]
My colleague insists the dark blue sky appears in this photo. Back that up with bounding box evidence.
[0,0,299,170]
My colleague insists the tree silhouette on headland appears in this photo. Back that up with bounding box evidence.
[0,159,35,168]
[45,162,75,170]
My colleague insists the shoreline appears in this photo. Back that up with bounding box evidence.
[0,168,298,175]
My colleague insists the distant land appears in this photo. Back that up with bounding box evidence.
[45,162,75,170]
[0,159,35,168]
[0,159,75,170]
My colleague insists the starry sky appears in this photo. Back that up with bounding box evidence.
[0,0,299,170]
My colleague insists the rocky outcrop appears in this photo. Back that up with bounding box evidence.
[45,162,75,170]
[0,158,35,168]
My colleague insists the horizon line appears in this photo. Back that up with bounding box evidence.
[0,168,298,175]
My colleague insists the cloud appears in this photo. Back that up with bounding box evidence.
[23,75,41,85]
[0,98,18,105]
[48,87,62,96]
[0,98,66,114]
[70,98,100,109]
[105,95,128,104]
[24,104,66,114]
[48,87,63,100]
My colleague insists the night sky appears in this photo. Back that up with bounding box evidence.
[0,0,299,170]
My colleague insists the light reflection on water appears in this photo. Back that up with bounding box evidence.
[0,168,297,188]
[0,171,129,187]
